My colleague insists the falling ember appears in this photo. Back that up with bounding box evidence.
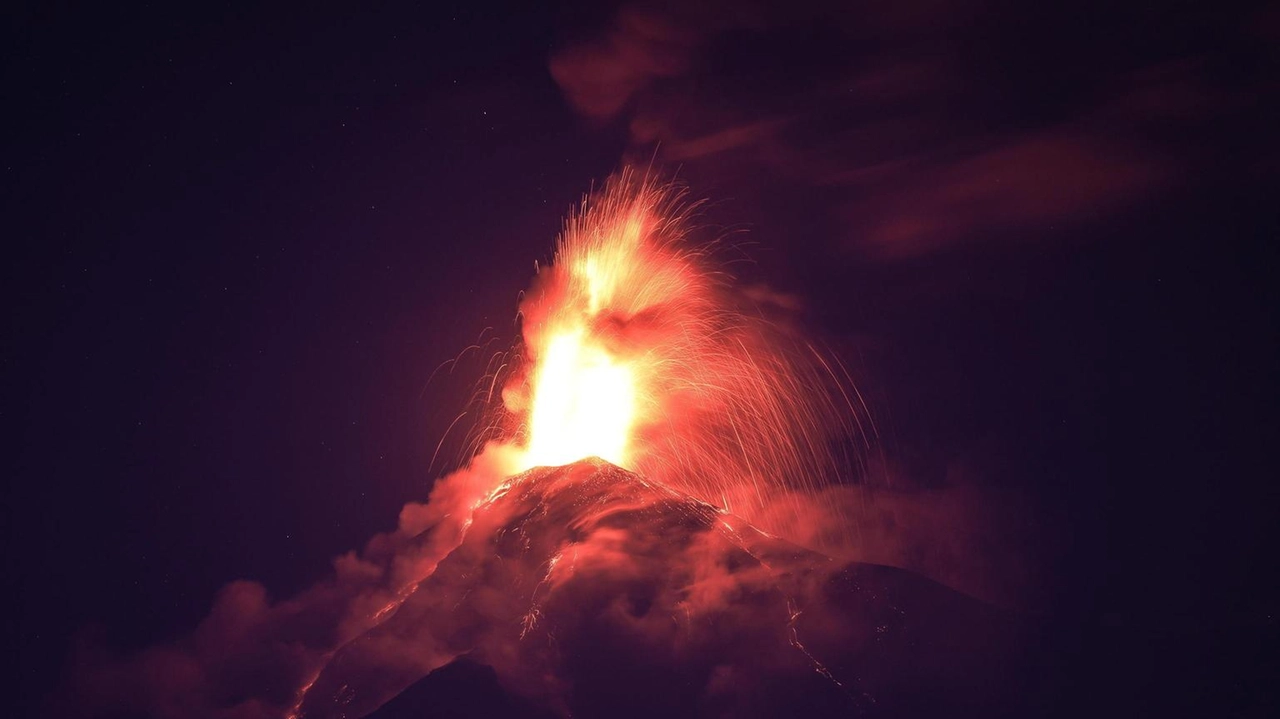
[504,170,867,533]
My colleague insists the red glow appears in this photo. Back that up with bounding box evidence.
[506,170,864,531]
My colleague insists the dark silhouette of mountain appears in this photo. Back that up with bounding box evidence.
[364,658,558,719]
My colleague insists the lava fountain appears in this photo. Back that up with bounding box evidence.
[500,169,865,531]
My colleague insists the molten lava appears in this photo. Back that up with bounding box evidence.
[517,195,662,471]
[506,170,862,534]
[525,325,636,468]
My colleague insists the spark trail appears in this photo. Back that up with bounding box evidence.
[503,169,866,536]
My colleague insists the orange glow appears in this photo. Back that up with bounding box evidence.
[524,327,636,467]
[517,194,658,471]
[506,170,867,537]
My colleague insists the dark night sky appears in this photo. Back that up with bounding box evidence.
[4,1,1277,715]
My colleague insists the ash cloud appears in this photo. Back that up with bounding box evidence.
[550,0,1250,258]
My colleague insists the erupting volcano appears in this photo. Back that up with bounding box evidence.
[277,171,1036,718]
[58,172,1040,719]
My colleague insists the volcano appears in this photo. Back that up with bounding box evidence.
[52,172,1065,719]
[294,459,1045,718]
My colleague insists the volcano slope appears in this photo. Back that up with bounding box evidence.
[296,459,1046,718]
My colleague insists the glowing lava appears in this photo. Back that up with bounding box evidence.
[505,170,867,535]
[512,174,694,474]
[524,326,636,467]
